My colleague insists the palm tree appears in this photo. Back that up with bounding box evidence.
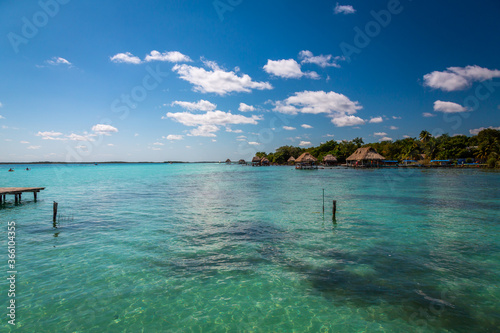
[419,130,431,144]
[475,137,499,160]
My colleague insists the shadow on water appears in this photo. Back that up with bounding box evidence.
[352,193,500,212]
[283,245,499,332]
[184,220,287,245]
[149,220,289,278]
[144,216,498,331]
[0,199,42,210]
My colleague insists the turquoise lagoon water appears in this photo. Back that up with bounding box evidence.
[1,164,499,332]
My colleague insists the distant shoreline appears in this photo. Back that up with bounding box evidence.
[0,161,219,165]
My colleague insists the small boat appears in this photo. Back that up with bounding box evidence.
[8,168,14,172]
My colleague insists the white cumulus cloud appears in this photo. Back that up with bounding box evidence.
[379,137,393,142]
[145,51,192,63]
[165,110,261,137]
[273,90,361,115]
[225,128,243,133]
[423,65,500,91]
[263,59,319,79]
[188,124,219,137]
[433,100,470,113]
[368,116,383,123]
[273,90,363,127]
[67,133,95,141]
[110,52,142,64]
[469,126,500,135]
[301,124,313,129]
[46,57,72,67]
[422,112,437,117]
[334,3,356,14]
[92,124,118,135]
[165,111,261,127]
[165,134,184,141]
[238,103,255,112]
[172,100,216,111]
[299,50,344,68]
[299,141,312,147]
[331,115,365,127]
[374,132,387,136]
[172,62,272,95]
[27,145,41,150]
[36,131,65,140]
[283,126,296,130]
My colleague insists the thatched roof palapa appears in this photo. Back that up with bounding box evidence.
[261,157,270,163]
[295,152,318,163]
[346,147,385,161]
[238,159,246,164]
[323,154,337,162]
[287,156,296,162]
[225,159,231,163]
[252,156,261,163]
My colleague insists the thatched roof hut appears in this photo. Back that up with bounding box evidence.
[323,154,337,162]
[287,156,296,163]
[225,159,231,164]
[251,156,261,166]
[323,154,338,166]
[295,152,318,163]
[261,157,270,166]
[346,147,385,166]
[238,159,246,164]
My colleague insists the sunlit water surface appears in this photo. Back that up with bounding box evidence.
[1,164,499,332]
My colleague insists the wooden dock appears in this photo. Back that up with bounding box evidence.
[0,187,45,204]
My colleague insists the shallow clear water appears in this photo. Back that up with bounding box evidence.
[1,164,499,332]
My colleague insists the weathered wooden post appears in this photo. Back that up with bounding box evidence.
[15,194,18,204]
[34,191,37,202]
[332,200,337,221]
[322,189,325,215]
[53,202,58,223]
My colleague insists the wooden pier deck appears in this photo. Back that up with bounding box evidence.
[0,187,45,204]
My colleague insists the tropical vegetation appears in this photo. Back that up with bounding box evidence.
[255,128,500,168]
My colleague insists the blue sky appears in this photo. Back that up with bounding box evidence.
[1,0,499,162]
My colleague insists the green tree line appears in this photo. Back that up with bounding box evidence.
[255,128,500,168]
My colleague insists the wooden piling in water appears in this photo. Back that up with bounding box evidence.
[322,189,325,215]
[332,200,337,221]
[53,202,58,223]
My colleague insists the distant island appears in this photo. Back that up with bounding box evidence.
[0,161,214,165]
